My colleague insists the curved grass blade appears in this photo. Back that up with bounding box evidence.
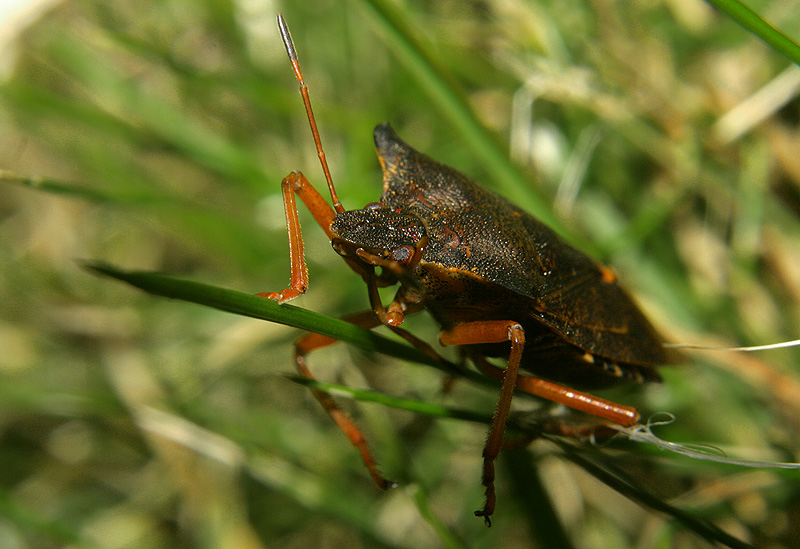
[547,437,754,549]
[288,375,750,547]
[708,0,800,66]
[0,170,162,204]
[285,376,490,423]
[83,262,485,382]
[5,173,281,268]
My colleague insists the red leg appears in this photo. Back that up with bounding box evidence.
[363,279,458,373]
[294,305,462,491]
[258,171,334,303]
[473,359,640,427]
[440,320,526,526]
[293,310,396,489]
[258,171,369,303]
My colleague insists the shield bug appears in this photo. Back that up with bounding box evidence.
[264,14,679,525]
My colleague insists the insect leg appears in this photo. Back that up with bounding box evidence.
[387,325,467,378]
[294,310,396,490]
[258,171,368,303]
[365,278,466,377]
[474,359,640,427]
[258,171,332,303]
[440,320,526,526]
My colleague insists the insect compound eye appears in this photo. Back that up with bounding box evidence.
[391,245,416,265]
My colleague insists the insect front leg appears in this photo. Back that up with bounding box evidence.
[258,171,332,303]
[258,171,368,303]
[439,320,526,527]
[293,310,396,490]
[365,277,466,376]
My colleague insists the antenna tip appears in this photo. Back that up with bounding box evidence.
[276,13,296,61]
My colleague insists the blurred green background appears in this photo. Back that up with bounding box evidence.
[2,0,800,547]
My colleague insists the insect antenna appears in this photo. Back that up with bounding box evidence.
[277,14,344,214]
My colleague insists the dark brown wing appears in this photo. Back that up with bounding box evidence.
[374,122,677,366]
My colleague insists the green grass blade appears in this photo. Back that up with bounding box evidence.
[40,34,270,189]
[411,486,469,549]
[503,450,576,549]
[550,438,754,549]
[708,0,800,66]
[285,375,490,423]
[83,262,479,377]
[4,173,281,267]
[1,170,163,204]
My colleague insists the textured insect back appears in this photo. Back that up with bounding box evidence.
[374,124,677,363]
[270,14,680,527]
[369,121,680,522]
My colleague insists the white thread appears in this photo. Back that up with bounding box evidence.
[610,413,800,469]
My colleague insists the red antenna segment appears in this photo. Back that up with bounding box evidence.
[277,14,344,213]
